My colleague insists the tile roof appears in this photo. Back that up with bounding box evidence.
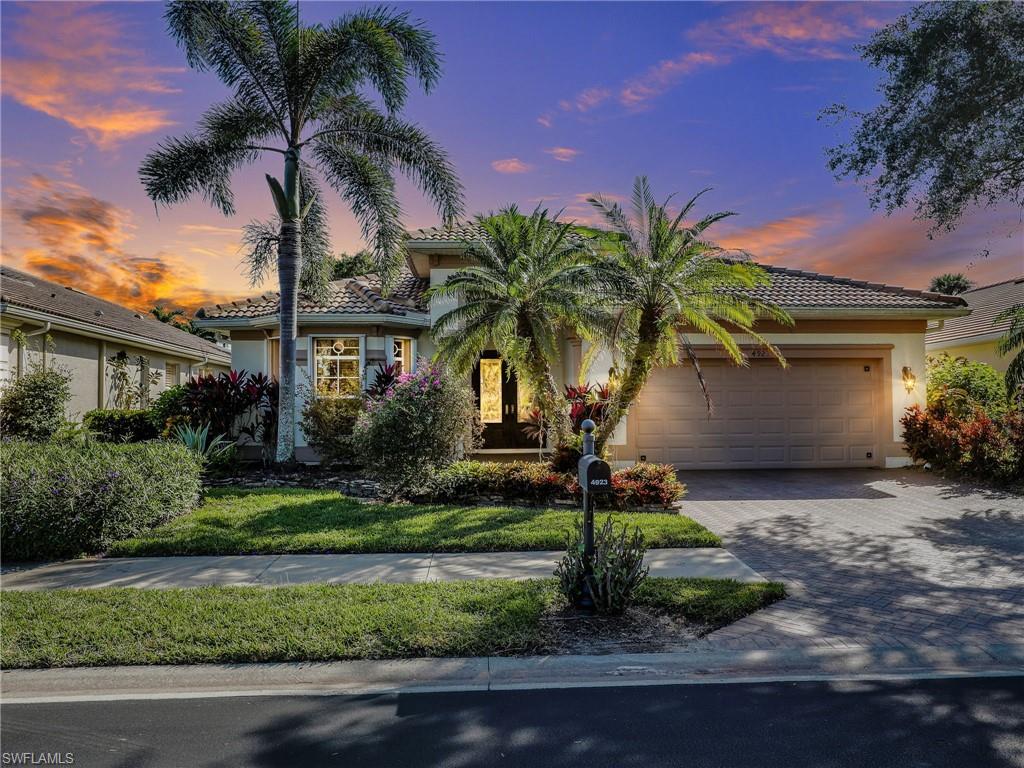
[408,223,967,312]
[926,276,1024,345]
[196,270,429,321]
[0,266,230,362]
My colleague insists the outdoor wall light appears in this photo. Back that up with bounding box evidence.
[902,366,917,393]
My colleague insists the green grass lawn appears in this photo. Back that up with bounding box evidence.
[108,488,720,556]
[0,578,784,668]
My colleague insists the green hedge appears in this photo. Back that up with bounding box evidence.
[82,409,159,442]
[1,441,203,561]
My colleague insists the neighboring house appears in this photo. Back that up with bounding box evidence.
[195,224,969,469]
[925,277,1024,372]
[0,265,230,419]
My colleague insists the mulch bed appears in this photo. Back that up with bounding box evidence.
[537,606,705,655]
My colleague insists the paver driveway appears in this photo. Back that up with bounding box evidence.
[680,469,1024,650]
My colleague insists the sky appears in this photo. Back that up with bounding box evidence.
[1,0,1021,313]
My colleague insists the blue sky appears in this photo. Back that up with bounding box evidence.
[2,1,1020,310]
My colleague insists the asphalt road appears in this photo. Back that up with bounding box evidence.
[2,676,1022,768]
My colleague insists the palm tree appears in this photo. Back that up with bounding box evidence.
[996,303,1024,396]
[139,1,462,463]
[150,305,185,324]
[588,177,793,451]
[929,273,974,295]
[430,207,607,448]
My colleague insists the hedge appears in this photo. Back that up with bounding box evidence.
[1,441,203,561]
[82,409,159,442]
[417,460,686,510]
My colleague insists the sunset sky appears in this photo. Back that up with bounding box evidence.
[2,1,1021,313]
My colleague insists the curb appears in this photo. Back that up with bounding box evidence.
[3,643,1023,703]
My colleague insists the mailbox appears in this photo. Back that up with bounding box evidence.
[577,454,612,494]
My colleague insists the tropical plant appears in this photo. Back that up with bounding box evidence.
[330,250,376,280]
[151,306,217,341]
[173,422,234,463]
[366,362,400,400]
[587,177,792,450]
[106,352,161,410]
[555,516,650,615]
[0,365,72,441]
[997,303,1024,396]
[151,305,185,324]
[926,353,1007,418]
[929,273,974,295]
[824,1,1024,233]
[181,370,277,440]
[139,1,463,463]
[430,206,608,448]
[353,362,480,497]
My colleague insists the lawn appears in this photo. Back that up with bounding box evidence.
[108,488,720,556]
[0,578,784,668]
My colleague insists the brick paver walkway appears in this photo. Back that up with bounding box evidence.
[681,469,1024,650]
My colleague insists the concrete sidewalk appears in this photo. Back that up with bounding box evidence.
[0,548,763,591]
[3,643,1022,703]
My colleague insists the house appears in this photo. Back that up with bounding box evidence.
[0,265,230,419]
[194,224,969,469]
[925,277,1024,372]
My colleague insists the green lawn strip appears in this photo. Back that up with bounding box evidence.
[108,488,720,556]
[0,578,784,669]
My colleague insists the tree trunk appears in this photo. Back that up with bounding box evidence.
[274,148,302,464]
[595,338,657,454]
[525,353,571,449]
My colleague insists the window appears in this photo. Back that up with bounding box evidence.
[479,358,503,423]
[516,377,534,422]
[267,338,280,382]
[314,337,361,396]
[165,363,179,387]
[392,337,413,374]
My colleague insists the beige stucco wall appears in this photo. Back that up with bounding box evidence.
[0,321,228,422]
[926,339,1007,372]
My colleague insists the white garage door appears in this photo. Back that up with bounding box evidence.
[633,358,882,469]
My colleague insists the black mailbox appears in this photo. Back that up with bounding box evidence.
[577,454,612,494]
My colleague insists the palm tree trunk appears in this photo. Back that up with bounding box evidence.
[525,354,571,449]
[595,339,656,454]
[274,148,302,464]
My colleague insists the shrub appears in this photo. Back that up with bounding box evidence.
[556,515,650,615]
[181,370,277,439]
[927,353,1008,417]
[83,409,159,442]
[150,385,187,436]
[1,441,202,560]
[901,404,1024,484]
[0,367,72,441]
[418,460,686,509]
[300,395,363,465]
[353,362,481,497]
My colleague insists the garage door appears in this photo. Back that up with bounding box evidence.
[633,358,882,469]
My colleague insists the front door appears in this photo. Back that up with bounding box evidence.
[471,352,535,449]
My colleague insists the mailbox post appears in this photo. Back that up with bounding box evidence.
[576,419,611,610]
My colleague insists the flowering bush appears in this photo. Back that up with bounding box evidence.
[83,409,159,442]
[0,366,72,441]
[417,460,686,509]
[1,440,202,560]
[901,404,1024,484]
[353,362,481,496]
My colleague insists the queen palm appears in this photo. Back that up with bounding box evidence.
[430,207,607,448]
[588,177,793,450]
[139,1,462,462]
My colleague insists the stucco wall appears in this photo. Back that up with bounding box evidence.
[926,339,1007,372]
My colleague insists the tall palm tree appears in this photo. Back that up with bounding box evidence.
[430,207,607,448]
[139,1,462,463]
[588,177,793,450]
[996,303,1024,396]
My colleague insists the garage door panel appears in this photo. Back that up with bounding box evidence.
[635,359,881,469]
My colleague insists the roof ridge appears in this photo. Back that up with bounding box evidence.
[964,276,1024,293]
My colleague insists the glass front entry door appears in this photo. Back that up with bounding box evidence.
[471,352,536,449]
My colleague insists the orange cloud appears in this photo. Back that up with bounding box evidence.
[3,176,228,312]
[491,158,532,174]
[717,213,829,260]
[620,51,729,108]
[688,2,887,61]
[545,147,582,163]
[2,3,181,148]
